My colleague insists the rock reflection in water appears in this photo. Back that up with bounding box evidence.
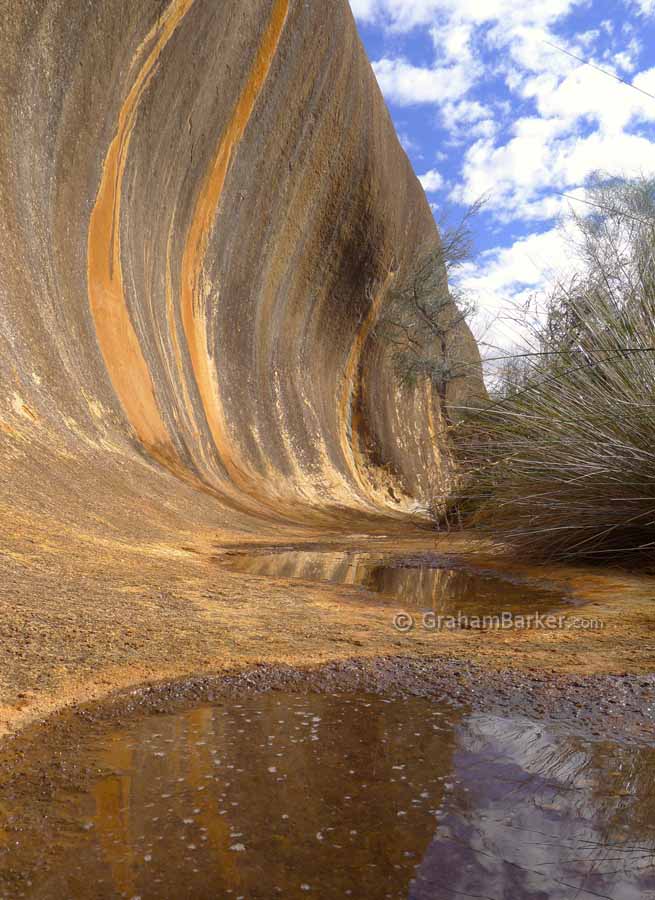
[221,548,570,616]
[3,694,655,899]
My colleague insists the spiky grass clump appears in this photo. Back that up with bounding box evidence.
[457,175,655,564]
[461,345,655,562]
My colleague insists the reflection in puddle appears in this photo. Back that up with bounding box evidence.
[3,694,655,899]
[221,548,572,617]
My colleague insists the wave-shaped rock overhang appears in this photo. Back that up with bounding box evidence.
[1,0,483,538]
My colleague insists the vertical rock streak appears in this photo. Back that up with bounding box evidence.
[2,0,484,545]
[180,0,290,490]
[338,273,393,499]
[87,0,195,454]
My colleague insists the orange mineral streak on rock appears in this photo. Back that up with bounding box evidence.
[165,217,202,450]
[87,0,195,455]
[180,0,289,491]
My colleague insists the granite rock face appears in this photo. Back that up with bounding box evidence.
[0,0,483,540]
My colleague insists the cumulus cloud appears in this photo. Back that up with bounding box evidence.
[521,63,655,133]
[349,0,378,20]
[418,168,444,191]
[372,57,476,105]
[452,108,655,220]
[458,227,577,347]
[350,0,582,31]
[430,22,474,63]
[629,0,655,14]
[349,0,655,347]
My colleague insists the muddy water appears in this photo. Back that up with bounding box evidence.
[221,548,573,616]
[3,694,655,900]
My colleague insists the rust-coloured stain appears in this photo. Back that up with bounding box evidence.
[87,0,195,453]
[0,0,504,756]
[180,0,289,488]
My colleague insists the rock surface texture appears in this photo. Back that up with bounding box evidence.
[1,0,482,525]
[0,0,494,732]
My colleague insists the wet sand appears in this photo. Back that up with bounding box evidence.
[2,529,655,742]
[1,656,655,897]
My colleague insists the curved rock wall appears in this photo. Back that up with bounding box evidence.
[0,0,482,542]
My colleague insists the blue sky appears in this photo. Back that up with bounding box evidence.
[349,0,655,349]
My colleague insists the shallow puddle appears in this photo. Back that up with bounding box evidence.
[221,548,573,617]
[3,694,655,899]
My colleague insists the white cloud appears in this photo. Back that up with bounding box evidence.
[350,0,582,31]
[490,25,578,76]
[461,228,572,297]
[458,226,577,347]
[453,120,655,220]
[522,63,655,134]
[467,118,498,139]
[438,99,497,141]
[349,0,655,350]
[430,21,474,63]
[556,131,655,184]
[418,168,444,191]
[349,0,378,20]
[442,99,489,124]
[629,0,655,14]
[452,122,559,211]
[372,57,476,105]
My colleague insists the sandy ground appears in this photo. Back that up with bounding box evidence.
[1,523,654,898]
[2,522,655,741]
